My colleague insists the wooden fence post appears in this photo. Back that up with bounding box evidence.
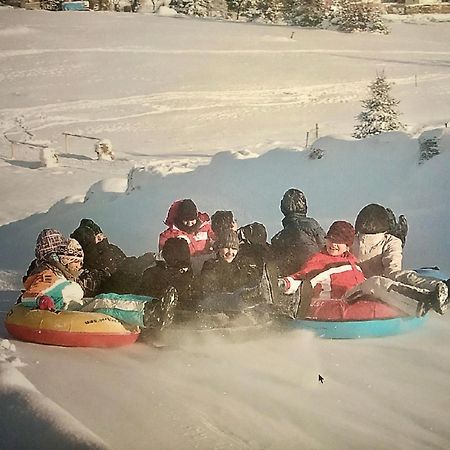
[305,131,309,148]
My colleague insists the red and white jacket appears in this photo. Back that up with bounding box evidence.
[283,250,365,299]
[158,201,214,256]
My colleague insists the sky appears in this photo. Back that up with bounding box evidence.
[0,7,450,450]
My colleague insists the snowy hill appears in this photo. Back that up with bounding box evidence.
[0,8,450,450]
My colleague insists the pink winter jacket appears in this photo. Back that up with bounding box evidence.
[158,201,214,256]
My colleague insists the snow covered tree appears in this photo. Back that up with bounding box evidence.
[329,0,388,34]
[226,0,256,20]
[252,0,283,23]
[171,0,213,16]
[353,74,404,139]
[419,136,440,164]
[283,0,326,27]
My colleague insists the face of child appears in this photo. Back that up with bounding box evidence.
[95,233,106,244]
[218,247,238,263]
[67,260,82,272]
[325,239,349,257]
[60,256,83,272]
[182,219,197,228]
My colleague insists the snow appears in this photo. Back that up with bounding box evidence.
[0,8,450,450]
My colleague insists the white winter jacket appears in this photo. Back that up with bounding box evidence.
[352,232,403,279]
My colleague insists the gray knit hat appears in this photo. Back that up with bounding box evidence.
[216,230,239,250]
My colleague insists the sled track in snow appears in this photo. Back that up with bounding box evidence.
[2,73,450,135]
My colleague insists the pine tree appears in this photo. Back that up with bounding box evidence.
[283,0,325,27]
[226,0,256,20]
[353,74,404,139]
[171,0,213,16]
[252,0,283,23]
[330,0,388,34]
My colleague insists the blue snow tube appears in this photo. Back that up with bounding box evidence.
[292,267,448,339]
[291,316,426,339]
[414,267,449,281]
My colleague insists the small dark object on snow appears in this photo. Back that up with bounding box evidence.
[318,374,324,384]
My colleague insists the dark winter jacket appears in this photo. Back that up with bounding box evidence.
[100,252,156,295]
[271,213,326,277]
[139,260,195,308]
[200,254,260,296]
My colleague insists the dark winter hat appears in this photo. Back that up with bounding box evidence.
[176,199,198,222]
[35,229,67,262]
[162,237,191,268]
[326,221,355,247]
[70,226,96,250]
[211,210,234,235]
[79,218,103,236]
[216,230,240,250]
[280,189,307,216]
[355,204,390,234]
[238,222,268,245]
[60,238,84,261]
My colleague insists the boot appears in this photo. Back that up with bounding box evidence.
[430,282,449,315]
[416,282,448,317]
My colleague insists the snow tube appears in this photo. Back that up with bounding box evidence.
[292,297,423,339]
[292,315,425,339]
[415,267,448,281]
[4,304,140,348]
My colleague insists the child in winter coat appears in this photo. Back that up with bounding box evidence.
[280,221,448,318]
[140,237,195,309]
[159,199,214,257]
[21,230,86,311]
[71,218,155,295]
[351,203,449,316]
[281,221,365,299]
[198,230,263,313]
[70,218,126,277]
[271,188,326,277]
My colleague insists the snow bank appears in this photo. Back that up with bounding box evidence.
[0,362,108,449]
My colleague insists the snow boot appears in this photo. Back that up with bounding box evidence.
[416,282,449,317]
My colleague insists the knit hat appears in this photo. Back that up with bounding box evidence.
[176,199,198,222]
[355,204,390,234]
[326,221,355,247]
[161,238,191,268]
[35,229,67,262]
[216,230,240,250]
[211,210,234,235]
[79,218,102,236]
[238,222,267,245]
[60,238,84,261]
[280,189,307,216]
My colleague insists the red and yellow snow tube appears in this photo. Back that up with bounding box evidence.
[4,304,140,348]
[306,297,406,321]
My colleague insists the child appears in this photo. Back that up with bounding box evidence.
[21,231,85,311]
[159,199,214,257]
[271,188,326,277]
[140,237,194,309]
[280,221,448,318]
[280,221,364,299]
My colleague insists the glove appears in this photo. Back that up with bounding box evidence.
[38,295,56,311]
